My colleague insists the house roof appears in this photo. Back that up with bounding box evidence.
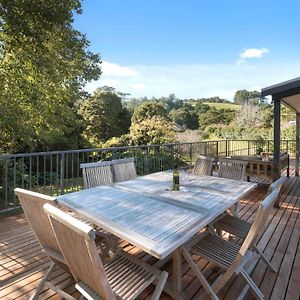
[261,77,300,112]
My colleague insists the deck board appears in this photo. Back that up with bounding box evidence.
[0,165,299,299]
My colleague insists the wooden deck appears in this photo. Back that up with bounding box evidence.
[0,166,299,299]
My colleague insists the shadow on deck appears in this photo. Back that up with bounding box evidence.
[0,162,299,300]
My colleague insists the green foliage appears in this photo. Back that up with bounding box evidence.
[169,107,198,129]
[102,134,132,148]
[233,90,262,105]
[194,103,210,114]
[207,126,272,140]
[129,101,177,145]
[0,0,101,153]
[198,107,236,129]
[191,96,231,104]
[130,116,177,145]
[131,102,168,123]
[79,87,131,145]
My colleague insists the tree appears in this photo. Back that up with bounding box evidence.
[169,107,199,129]
[131,102,167,123]
[234,90,261,105]
[235,104,263,127]
[79,88,131,145]
[130,116,176,145]
[0,0,101,152]
[129,101,176,145]
[194,103,210,114]
[198,107,235,129]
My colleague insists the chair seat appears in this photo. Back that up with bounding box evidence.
[77,253,155,300]
[213,214,251,239]
[191,233,242,269]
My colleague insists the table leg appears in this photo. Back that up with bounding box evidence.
[172,248,182,300]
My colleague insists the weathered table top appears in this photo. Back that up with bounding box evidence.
[57,171,257,259]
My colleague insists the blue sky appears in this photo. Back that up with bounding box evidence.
[74,0,300,100]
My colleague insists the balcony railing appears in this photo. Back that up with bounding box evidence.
[0,139,296,215]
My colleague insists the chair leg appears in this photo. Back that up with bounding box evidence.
[45,281,77,300]
[30,262,56,300]
[207,224,218,236]
[181,247,219,300]
[240,268,264,300]
[253,245,277,272]
[230,202,239,217]
[151,271,168,300]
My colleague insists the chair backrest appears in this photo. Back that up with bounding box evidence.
[193,155,214,176]
[111,157,137,183]
[44,203,116,299]
[218,158,247,180]
[237,189,279,265]
[214,189,279,292]
[80,161,113,189]
[267,176,287,196]
[14,188,61,255]
[237,189,279,262]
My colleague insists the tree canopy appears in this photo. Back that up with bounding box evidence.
[79,87,131,145]
[131,102,168,123]
[0,0,101,152]
[233,90,261,105]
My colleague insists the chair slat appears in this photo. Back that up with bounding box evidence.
[218,158,247,180]
[111,158,137,183]
[81,161,113,189]
[193,155,214,176]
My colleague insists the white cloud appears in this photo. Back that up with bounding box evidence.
[132,83,145,90]
[101,79,119,86]
[102,61,138,77]
[238,47,269,63]
[85,60,300,101]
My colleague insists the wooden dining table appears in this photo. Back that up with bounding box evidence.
[57,171,257,299]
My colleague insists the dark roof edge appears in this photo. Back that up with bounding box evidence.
[261,77,300,97]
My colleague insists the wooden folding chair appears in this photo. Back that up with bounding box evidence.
[111,157,137,182]
[212,176,287,272]
[218,158,247,181]
[14,188,117,300]
[14,188,72,300]
[193,155,214,176]
[80,161,113,189]
[44,203,168,300]
[182,189,279,300]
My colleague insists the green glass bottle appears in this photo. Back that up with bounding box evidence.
[173,164,180,191]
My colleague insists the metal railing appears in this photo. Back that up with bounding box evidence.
[0,139,296,215]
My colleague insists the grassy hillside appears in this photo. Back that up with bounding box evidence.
[202,102,240,110]
[187,101,240,110]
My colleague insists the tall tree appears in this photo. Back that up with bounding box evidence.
[169,107,199,130]
[234,89,261,105]
[131,102,167,123]
[0,0,101,152]
[130,101,176,145]
[79,87,131,145]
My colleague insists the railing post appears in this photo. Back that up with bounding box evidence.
[267,140,270,152]
[248,140,250,155]
[189,143,193,168]
[216,141,219,157]
[225,140,228,157]
[60,153,65,195]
